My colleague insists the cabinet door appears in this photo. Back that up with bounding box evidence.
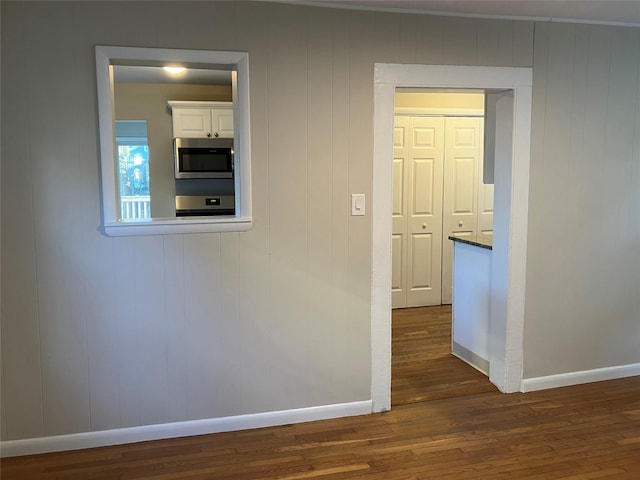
[210,108,234,138]
[172,107,234,138]
[172,108,212,138]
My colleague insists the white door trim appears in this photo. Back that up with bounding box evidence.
[371,64,533,412]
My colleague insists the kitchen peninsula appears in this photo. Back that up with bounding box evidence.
[449,236,492,376]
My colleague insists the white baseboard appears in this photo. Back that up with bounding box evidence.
[452,341,489,376]
[521,363,640,393]
[0,400,373,458]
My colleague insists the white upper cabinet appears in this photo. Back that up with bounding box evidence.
[168,101,234,138]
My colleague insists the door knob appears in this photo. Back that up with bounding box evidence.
[422,223,427,229]
[458,221,463,227]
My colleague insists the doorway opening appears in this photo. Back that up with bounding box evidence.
[391,90,495,406]
[371,64,533,413]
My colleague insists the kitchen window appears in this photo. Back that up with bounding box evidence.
[96,46,252,236]
[116,120,151,220]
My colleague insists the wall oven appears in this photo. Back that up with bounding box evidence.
[175,194,235,216]
[174,137,234,179]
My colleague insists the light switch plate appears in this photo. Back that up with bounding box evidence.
[351,193,365,216]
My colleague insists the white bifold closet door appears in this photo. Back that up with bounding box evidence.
[441,116,493,304]
[392,115,492,308]
[392,116,445,308]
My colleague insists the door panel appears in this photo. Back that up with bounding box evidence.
[442,117,483,304]
[211,109,234,138]
[409,233,434,288]
[452,157,475,214]
[172,108,211,137]
[412,159,435,214]
[392,117,410,308]
[392,159,404,216]
[405,117,444,307]
[391,234,404,294]
[477,158,494,246]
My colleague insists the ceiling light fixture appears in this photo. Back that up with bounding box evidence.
[163,66,186,75]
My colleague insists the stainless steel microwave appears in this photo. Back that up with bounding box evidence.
[174,137,234,179]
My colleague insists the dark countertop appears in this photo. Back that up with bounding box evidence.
[448,236,493,250]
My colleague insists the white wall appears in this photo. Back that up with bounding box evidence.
[523,22,640,378]
[395,92,485,110]
[2,0,638,448]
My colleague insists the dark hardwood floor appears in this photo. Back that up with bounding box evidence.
[2,306,640,479]
[392,305,496,405]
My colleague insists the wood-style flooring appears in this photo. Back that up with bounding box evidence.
[2,307,640,479]
[392,305,496,405]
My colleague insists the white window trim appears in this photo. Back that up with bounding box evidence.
[95,46,252,236]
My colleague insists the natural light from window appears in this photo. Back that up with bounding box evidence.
[115,120,151,220]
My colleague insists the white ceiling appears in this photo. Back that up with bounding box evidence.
[113,65,232,85]
[284,1,640,27]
